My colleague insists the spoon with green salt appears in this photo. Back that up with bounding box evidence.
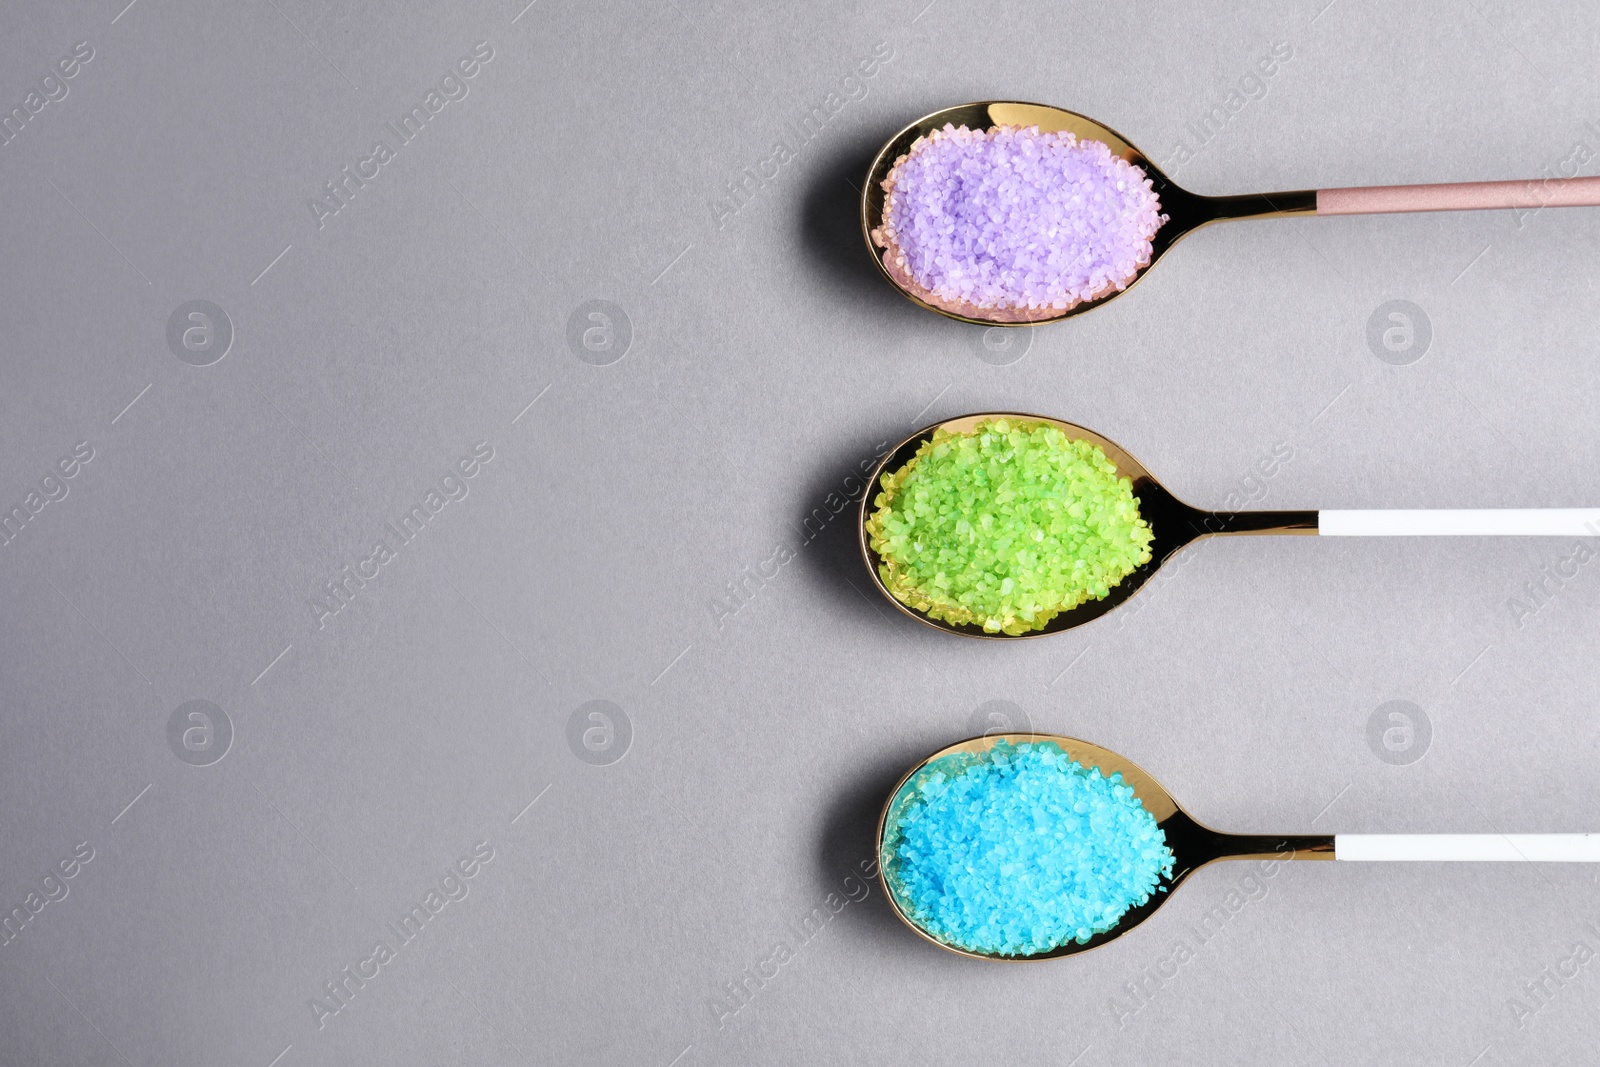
[858,413,1600,638]
[880,732,1600,960]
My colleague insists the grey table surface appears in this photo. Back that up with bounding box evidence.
[4,0,1600,1063]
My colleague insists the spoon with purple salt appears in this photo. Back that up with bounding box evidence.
[879,732,1600,960]
[863,102,1600,325]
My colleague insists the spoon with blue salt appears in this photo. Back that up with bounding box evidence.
[859,413,1600,639]
[879,733,1600,960]
[863,102,1600,325]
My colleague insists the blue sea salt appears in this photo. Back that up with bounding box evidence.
[872,124,1166,318]
[882,739,1174,956]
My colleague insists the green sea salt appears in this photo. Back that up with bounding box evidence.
[866,418,1154,634]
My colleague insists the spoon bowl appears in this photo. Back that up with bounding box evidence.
[857,413,1315,639]
[861,102,1315,325]
[876,732,1332,960]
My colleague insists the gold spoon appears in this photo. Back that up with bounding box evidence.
[879,732,1600,960]
[862,101,1600,325]
[858,413,1600,639]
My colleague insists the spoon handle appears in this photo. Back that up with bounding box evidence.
[1318,176,1600,216]
[1216,833,1335,861]
[1319,509,1600,536]
[1337,834,1600,861]
[1207,509,1318,535]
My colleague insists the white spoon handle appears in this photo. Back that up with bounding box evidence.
[1318,509,1600,537]
[1336,834,1600,862]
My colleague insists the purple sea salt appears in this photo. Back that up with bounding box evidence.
[872,124,1167,319]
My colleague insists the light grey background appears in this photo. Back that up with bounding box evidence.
[3,0,1599,1063]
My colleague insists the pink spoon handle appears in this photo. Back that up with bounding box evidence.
[1317,176,1600,215]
